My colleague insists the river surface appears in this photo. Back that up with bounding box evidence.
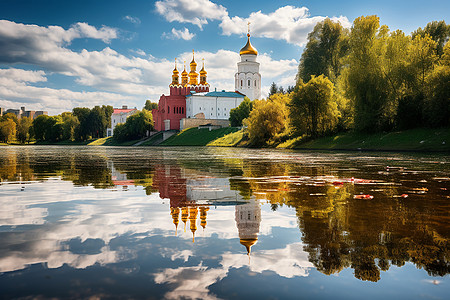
[0,146,449,299]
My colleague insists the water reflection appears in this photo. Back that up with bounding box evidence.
[0,146,449,299]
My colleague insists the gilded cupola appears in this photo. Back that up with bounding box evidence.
[239,33,258,56]
[189,50,198,85]
[171,58,180,86]
[181,62,189,86]
[199,59,207,85]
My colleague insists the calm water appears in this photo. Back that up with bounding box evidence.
[0,146,449,299]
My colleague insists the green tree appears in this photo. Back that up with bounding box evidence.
[0,119,16,143]
[72,107,91,140]
[17,116,33,143]
[423,65,450,127]
[32,115,51,141]
[244,93,290,146]
[290,75,339,137]
[343,15,393,132]
[412,20,450,56]
[144,100,158,111]
[61,112,80,141]
[268,82,278,97]
[298,18,349,82]
[114,110,153,141]
[229,97,253,127]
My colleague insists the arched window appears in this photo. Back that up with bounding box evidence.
[240,80,243,87]
[255,80,257,87]
[168,106,170,114]
[248,79,250,87]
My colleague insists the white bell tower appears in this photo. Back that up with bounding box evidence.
[235,23,261,101]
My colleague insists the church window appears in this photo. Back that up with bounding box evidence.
[182,107,184,114]
[255,80,257,87]
[240,80,243,87]
[168,106,170,114]
[211,107,213,110]
[248,79,250,87]
[218,113,220,116]
[211,113,213,116]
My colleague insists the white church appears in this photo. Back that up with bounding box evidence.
[153,26,262,131]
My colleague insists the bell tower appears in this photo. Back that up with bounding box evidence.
[235,22,261,100]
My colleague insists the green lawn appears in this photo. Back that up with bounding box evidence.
[161,127,239,146]
[207,129,249,147]
[88,137,140,146]
[283,128,450,152]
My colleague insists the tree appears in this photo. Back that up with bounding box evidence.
[290,75,339,137]
[1,113,19,125]
[0,119,16,143]
[412,20,450,56]
[268,82,278,97]
[423,65,450,127]
[72,107,91,140]
[61,112,80,141]
[298,18,349,83]
[229,97,253,127]
[343,15,393,132]
[114,110,153,141]
[17,116,33,143]
[32,115,51,141]
[144,100,158,111]
[244,93,290,146]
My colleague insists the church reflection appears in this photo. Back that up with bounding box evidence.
[153,163,261,253]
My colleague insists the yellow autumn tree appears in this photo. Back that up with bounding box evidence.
[244,93,290,147]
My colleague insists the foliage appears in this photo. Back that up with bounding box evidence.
[61,112,80,141]
[268,82,278,97]
[229,97,253,127]
[113,110,153,141]
[144,100,158,111]
[0,118,17,143]
[17,116,33,143]
[244,93,290,147]
[290,75,340,137]
[1,113,19,125]
[72,105,113,140]
[298,18,349,83]
[423,65,450,127]
[412,20,450,56]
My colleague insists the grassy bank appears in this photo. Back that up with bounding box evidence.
[209,128,450,152]
[87,137,140,146]
[161,127,239,146]
[288,128,450,151]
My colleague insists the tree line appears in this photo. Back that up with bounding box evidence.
[230,17,449,146]
[0,101,157,144]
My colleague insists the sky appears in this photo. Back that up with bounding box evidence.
[0,0,448,115]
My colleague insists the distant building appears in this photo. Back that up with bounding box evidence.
[2,107,47,119]
[106,105,138,137]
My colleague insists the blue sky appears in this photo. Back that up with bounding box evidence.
[0,0,448,115]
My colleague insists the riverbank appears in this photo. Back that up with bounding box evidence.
[209,127,450,152]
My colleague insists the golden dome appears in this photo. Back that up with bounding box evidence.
[190,49,197,67]
[240,238,258,254]
[240,33,258,55]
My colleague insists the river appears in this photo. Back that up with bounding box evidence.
[0,146,449,299]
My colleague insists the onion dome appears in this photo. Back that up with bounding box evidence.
[171,58,180,86]
[199,59,207,85]
[170,207,180,235]
[189,207,198,243]
[189,50,198,85]
[181,62,188,86]
[240,33,258,55]
[240,238,258,255]
[199,206,209,229]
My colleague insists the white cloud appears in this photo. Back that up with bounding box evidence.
[155,0,228,29]
[220,6,351,47]
[0,19,298,113]
[123,15,141,25]
[162,27,196,40]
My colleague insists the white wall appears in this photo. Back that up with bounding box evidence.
[186,95,244,120]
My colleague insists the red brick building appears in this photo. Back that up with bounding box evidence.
[152,51,209,131]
